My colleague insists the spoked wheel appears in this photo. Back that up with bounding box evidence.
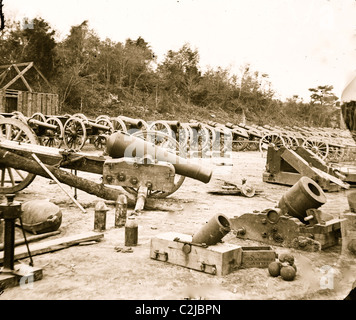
[0,118,39,193]
[189,124,210,155]
[42,116,64,148]
[93,117,115,150]
[327,145,345,163]
[217,128,233,153]
[283,135,300,150]
[148,121,174,145]
[11,111,28,123]
[302,138,329,161]
[177,123,193,153]
[259,133,286,155]
[63,117,87,151]
[232,136,249,151]
[246,137,260,151]
[72,113,89,123]
[148,121,173,138]
[112,117,128,133]
[30,112,47,123]
[123,130,186,199]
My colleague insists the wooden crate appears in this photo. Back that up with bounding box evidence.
[150,232,242,276]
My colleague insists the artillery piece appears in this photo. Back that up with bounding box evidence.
[62,113,115,151]
[4,111,65,148]
[0,117,212,211]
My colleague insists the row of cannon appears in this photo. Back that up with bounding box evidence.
[1,111,355,163]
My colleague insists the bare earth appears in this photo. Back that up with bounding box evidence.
[1,149,355,300]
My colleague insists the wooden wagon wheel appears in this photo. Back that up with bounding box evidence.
[73,113,89,123]
[283,135,299,150]
[123,130,186,199]
[327,145,345,163]
[148,121,173,137]
[0,118,39,193]
[112,116,128,133]
[42,116,64,148]
[188,124,211,155]
[30,112,47,122]
[302,138,329,161]
[63,117,87,151]
[232,137,249,151]
[93,117,115,150]
[217,128,233,153]
[11,111,28,123]
[259,133,286,155]
[177,123,192,152]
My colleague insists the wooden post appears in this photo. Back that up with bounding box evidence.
[134,186,148,213]
[115,194,127,228]
[94,201,108,232]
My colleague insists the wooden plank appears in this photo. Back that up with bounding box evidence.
[17,91,23,113]
[37,92,41,114]
[54,94,59,115]
[0,90,5,113]
[0,232,104,264]
[28,92,34,117]
[47,94,52,115]
[0,266,43,290]
[0,230,61,251]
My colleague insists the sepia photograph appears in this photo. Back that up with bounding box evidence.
[0,0,356,307]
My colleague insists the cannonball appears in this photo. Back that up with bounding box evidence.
[278,253,295,265]
[280,266,296,281]
[268,261,281,277]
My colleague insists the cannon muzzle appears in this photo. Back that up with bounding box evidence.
[106,131,213,183]
[118,116,143,129]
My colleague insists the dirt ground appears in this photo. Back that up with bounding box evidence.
[0,147,355,300]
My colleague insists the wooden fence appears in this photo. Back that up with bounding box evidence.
[0,90,59,116]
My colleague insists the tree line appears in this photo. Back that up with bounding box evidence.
[0,17,341,127]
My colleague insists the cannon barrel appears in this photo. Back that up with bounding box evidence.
[118,116,143,129]
[28,118,58,130]
[277,176,327,222]
[106,131,212,183]
[184,122,201,130]
[164,121,181,129]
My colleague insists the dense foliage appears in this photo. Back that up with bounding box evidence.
[0,17,341,127]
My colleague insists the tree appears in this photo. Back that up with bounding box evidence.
[158,43,201,105]
[55,20,101,110]
[308,85,339,126]
[308,85,338,108]
[0,17,57,82]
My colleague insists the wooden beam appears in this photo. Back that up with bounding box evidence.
[0,231,61,251]
[0,62,34,69]
[32,64,52,89]
[0,232,104,263]
[2,62,34,91]
[13,64,33,92]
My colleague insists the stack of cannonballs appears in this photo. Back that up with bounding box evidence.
[268,253,297,281]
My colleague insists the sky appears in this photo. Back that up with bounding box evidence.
[3,0,356,101]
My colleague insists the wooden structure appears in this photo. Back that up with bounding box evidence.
[0,62,58,116]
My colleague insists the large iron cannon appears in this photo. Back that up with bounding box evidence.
[106,131,213,184]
